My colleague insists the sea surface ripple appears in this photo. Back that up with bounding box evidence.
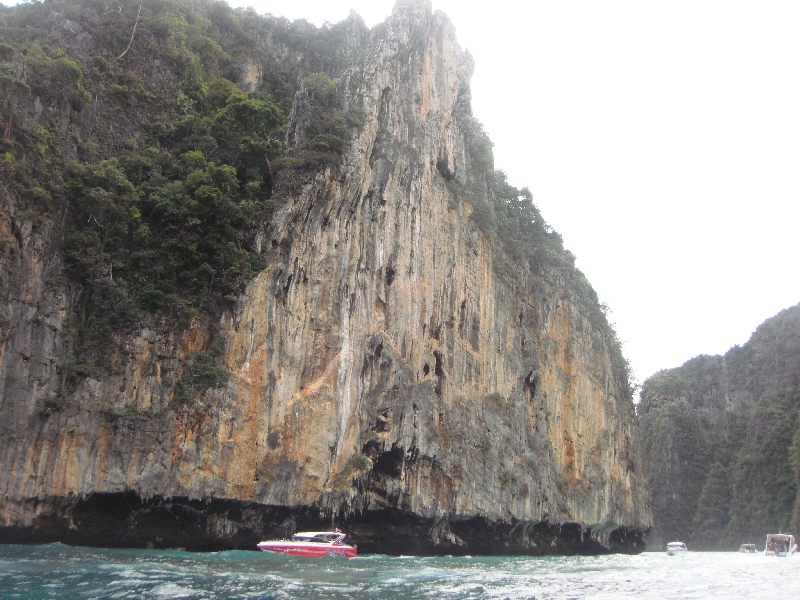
[1,543,799,599]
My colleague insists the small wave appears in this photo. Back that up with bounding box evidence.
[149,582,200,598]
[38,542,69,549]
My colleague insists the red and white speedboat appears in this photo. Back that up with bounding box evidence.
[257,531,357,558]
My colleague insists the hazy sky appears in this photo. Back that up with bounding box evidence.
[226,0,799,388]
[5,0,799,388]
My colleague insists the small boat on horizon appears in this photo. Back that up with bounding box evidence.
[738,543,758,553]
[765,533,796,557]
[257,531,358,558]
[666,541,687,555]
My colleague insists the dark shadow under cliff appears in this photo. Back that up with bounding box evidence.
[0,492,647,555]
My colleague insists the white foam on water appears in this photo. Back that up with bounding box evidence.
[149,582,200,598]
[106,578,147,589]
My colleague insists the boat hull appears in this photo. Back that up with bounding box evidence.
[257,541,357,558]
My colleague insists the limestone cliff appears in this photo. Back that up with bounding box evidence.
[0,0,650,554]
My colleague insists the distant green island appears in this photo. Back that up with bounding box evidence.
[639,303,800,550]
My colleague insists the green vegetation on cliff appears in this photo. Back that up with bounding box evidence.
[639,304,800,549]
[0,0,360,385]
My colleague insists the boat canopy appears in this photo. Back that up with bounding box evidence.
[291,532,346,543]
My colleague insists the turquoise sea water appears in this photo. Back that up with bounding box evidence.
[2,543,800,599]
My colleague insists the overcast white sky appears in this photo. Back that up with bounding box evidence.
[6,0,799,388]
[228,0,799,388]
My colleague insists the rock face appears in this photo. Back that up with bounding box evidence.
[0,0,650,554]
[639,304,800,550]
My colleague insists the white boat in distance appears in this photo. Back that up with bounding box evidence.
[765,533,796,557]
[666,541,688,555]
[257,531,358,558]
[738,543,758,553]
